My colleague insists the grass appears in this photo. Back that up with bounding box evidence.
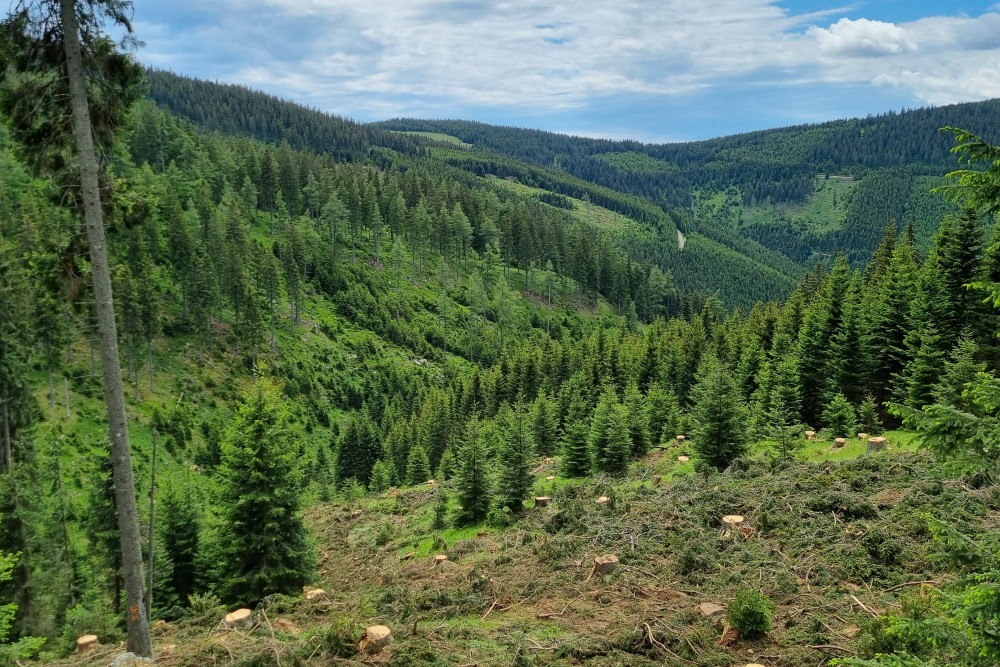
[741,174,858,234]
[490,177,636,231]
[390,130,472,147]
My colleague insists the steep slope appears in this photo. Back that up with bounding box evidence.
[377,99,1000,262]
[145,72,806,309]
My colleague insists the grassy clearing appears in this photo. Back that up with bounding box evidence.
[49,431,985,667]
[490,177,636,231]
[390,130,472,147]
[742,175,858,234]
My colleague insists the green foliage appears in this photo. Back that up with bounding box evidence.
[405,445,431,487]
[823,393,857,438]
[453,419,491,526]
[496,406,533,512]
[858,395,884,436]
[213,379,315,606]
[689,356,749,469]
[369,460,393,494]
[726,587,775,638]
[0,525,43,662]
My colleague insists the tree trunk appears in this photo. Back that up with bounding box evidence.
[148,339,154,393]
[1,400,10,471]
[59,0,152,656]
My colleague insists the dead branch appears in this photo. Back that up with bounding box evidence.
[884,581,940,592]
[849,594,879,618]
[643,623,698,664]
[808,644,856,654]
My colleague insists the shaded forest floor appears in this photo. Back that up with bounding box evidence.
[49,435,998,667]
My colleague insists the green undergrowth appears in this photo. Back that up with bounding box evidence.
[50,441,995,666]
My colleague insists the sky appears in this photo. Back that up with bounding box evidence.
[128,0,1000,143]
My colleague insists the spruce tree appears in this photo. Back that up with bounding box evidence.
[588,385,620,472]
[369,460,393,494]
[215,379,314,606]
[497,406,534,512]
[857,395,883,436]
[622,381,651,456]
[405,445,431,486]
[689,356,749,470]
[821,393,856,438]
[157,476,199,605]
[602,405,632,476]
[933,335,985,411]
[454,419,490,526]
[559,392,592,477]
[529,393,559,457]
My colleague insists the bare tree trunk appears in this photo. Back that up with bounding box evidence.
[148,339,154,393]
[146,429,157,621]
[64,376,71,418]
[1,401,10,471]
[59,0,152,656]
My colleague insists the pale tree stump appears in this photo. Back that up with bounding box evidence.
[545,475,555,481]
[834,438,847,448]
[858,432,869,440]
[675,435,686,443]
[434,554,448,566]
[427,479,436,486]
[350,509,362,519]
[358,625,393,654]
[677,455,690,463]
[224,608,253,629]
[303,586,325,600]
[587,554,619,580]
[867,436,888,453]
[722,515,744,531]
[76,634,99,653]
[596,496,610,506]
[805,430,816,441]
[534,496,550,507]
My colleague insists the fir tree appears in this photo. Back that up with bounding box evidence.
[529,393,559,457]
[934,335,986,411]
[497,405,534,512]
[559,392,592,477]
[689,356,749,470]
[857,395,883,436]
[622,381,651,456]
[369,460,393,494]
[215,379,314,606]
[454,419,490,526]
[157,476,199,606]
[602,404,632,476]
[405,445,431,486]
[588,385,620,472]
[821,393,856,438]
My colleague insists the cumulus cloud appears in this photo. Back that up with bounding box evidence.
[132,0,1000,125]
[809,18,913,56]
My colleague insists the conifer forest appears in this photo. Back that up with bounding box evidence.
[1,2,1000,665]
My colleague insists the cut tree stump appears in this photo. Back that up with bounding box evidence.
[858,432,869,440]
[722,515,744,530]
[805,430,816,441]
[434,554,448,566]
[718,621,739,647]
[275,618,300,635]
[834,438,847,448]
[303,587,325,600]
[545,475,555,481]
[535,496,550,507]
[350,509,362,519]
[358,625,393,654]
[677,455,690,463]
[596,496,610,506]
[675,435,686,443]
[587,554,619,580]
[867,436,888,453]
[223,608,253,629]
[76,634,99,652]
[427,479,436,486]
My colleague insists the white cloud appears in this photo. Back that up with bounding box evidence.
[808,18,913,56]
[134,0,1000,122]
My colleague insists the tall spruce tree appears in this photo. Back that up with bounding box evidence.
[215,378,314,606]
[497,405,534,512]
[689,356,749,470]
[454,418,490,526]
[0,0,153,652]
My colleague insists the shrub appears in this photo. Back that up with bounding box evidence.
[726,587,775,638]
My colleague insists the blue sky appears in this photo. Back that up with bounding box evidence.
[129,0,1000,143]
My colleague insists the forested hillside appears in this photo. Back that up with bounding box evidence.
[146,71,806,310]
[377,99,1000,264]
[2,24,1000,666]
